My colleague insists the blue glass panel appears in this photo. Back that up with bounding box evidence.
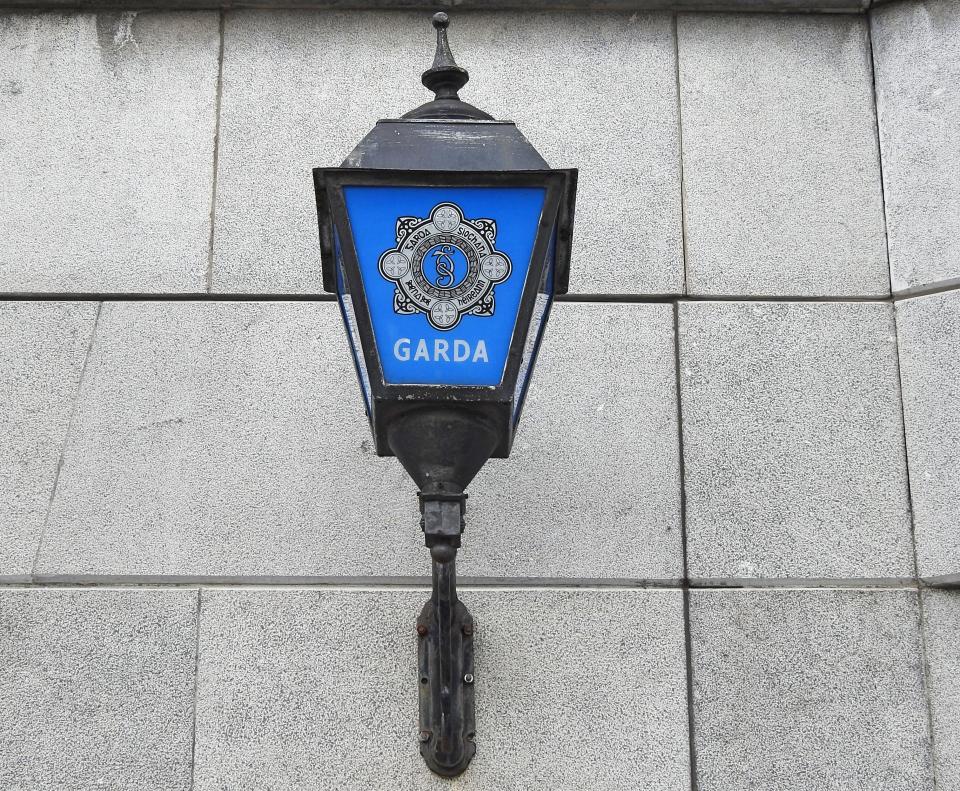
[334,228,372,414]
[343,186,546,387]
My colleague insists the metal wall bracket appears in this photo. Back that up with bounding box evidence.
[416,491,476,777]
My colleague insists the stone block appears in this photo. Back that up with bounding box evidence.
[872,0,960,293]
[678,14,888,296]
[921,590,960,791]
[466,303,681,580]
[193,588,689,790]
[895,291,960,580]
[39,301,680,580]
[689,589,934,791]
[38,301,419,578]
[0,12,219,292]
[211,11,683,295]
[211,11,423,294]
[0,302,97,579]
[679,302,913,580]
[0,588,198,790]
[453,12,683,295]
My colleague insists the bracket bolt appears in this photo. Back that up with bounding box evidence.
[463,673,474,684]
[416,624,428,637]
[419,730,432,743]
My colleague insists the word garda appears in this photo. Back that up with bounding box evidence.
[394,337,489,363]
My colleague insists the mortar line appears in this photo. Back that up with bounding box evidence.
[30,302,102,581]
[206,9,226,294]
[0,292,337,302]
[673,12,691,297]
[893,280,960,302]
[889,305,921,582]
[0,2,872,12]
[672,301,699,791]
[915,587,941,790]
[189,589,203,791]
[889,292,941,786]
[887,235,943,789]
[0,292,893,304]
[672,305,690,585]
[865,6,894,298]
[0,576,924,590]
[0,582,926,593]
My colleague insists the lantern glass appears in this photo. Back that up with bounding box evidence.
[316,167,575,455]
[333,227,373,414]
[512,229,555,424]
[341,184,546,388]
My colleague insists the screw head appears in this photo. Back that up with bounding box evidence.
[462,623,474,636]
[419,729,432,743]
[463,673,474,684]
[416,624,428,637]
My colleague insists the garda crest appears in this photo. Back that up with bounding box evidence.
[378,202,512,331]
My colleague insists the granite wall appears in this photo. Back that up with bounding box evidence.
[1,2,958,788]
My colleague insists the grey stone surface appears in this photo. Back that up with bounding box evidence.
[38,301,418,578]
[896,291,960,579]
[212,11,422,294]
[678,14,888,297]
[0,588,198,790]
[212,11,683,295]
[451,13,683,295]
[679,302,913,580]
[872,0,960,293]
[38,301,680,579]
[921,590,960,791]
[0,12,219,292]
[0,302,97,579]
[690,589,934,791]
[466,303,681,580]
[194,587,688,790]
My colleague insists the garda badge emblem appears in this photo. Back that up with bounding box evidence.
[378,202,512,331]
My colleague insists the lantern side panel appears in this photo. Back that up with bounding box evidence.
[513,230,557,425]
[334,229,373,415]
[342,185,546,388]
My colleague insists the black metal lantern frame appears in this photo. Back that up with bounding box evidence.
[311,11,579,778]
[314,166,577,460]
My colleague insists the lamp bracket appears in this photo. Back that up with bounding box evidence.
[416,492,476,777]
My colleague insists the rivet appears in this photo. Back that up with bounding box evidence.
[419,730,432,743]
[416,624,428,637]
[463,673,474,684]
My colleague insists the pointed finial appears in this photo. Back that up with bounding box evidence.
[421,12,469,101]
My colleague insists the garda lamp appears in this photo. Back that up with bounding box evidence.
[313,13,577,778]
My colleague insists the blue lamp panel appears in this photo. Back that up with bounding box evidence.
[343,185,546,387]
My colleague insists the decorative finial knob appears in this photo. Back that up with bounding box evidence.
[421,11,469,101]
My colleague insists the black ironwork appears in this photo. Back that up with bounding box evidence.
[405,12,492,121]
[312,12,577,778]
[416,490,475,776]
[315,167,575,460]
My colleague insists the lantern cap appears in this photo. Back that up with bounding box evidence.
[403,13,493,121]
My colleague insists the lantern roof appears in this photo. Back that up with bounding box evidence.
[340,13,550,172]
